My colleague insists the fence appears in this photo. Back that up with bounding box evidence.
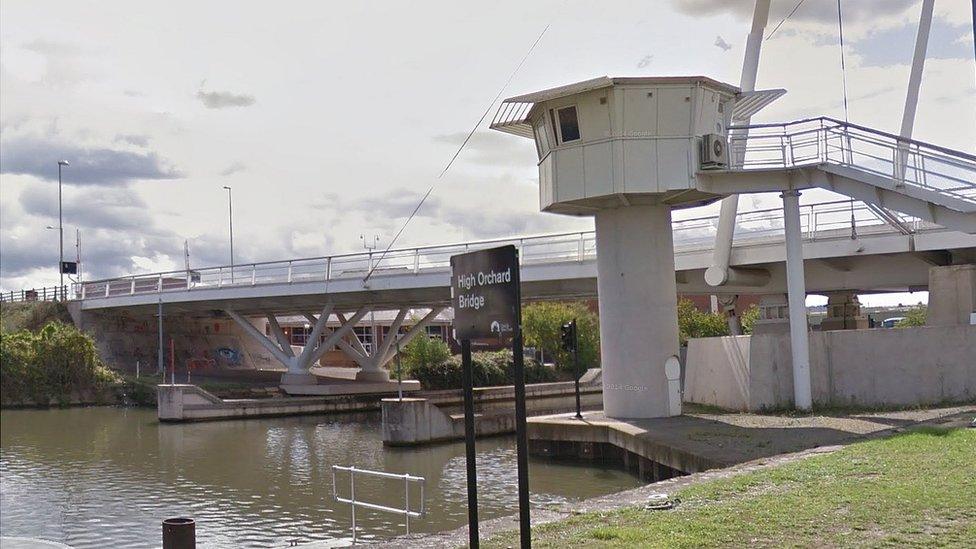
[331,465,425,543]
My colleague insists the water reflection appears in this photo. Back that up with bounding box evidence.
[1,408,640,548]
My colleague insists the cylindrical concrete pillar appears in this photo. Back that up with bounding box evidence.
[781,190,812,411]
[595,204,680,419]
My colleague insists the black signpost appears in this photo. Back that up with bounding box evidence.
[451,245,531,548]
[561,319,582,419]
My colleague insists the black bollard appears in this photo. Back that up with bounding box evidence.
[162,517,195,549]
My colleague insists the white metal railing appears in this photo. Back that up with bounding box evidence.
[727,117,976,205]
[331,465,425,543]
[0,286,71,303]
[53,198,946,303]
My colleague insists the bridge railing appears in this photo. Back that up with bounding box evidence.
[60,198,937,302]
[727,117,976,205]
[0,286,71,303]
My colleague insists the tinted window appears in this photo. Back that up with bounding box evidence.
[556,106,580,143]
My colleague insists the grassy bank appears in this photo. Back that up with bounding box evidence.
[487,426,976,547]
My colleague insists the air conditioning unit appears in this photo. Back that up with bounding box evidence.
[700,133,728,169]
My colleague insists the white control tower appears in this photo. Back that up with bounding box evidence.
[491,76,782,418]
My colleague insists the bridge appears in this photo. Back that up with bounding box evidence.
[6,117,974,399]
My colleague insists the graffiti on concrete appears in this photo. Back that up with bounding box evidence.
[215,347,243,367]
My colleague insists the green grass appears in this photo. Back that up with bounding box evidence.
[486,426,976,548]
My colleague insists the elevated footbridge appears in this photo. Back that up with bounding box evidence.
[699,117,976,234]
[72,197,974,317]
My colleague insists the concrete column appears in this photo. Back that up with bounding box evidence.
[820,291,869,331]
[595,204,680,419]
[753,293,790,335]
[927,264,976,326]
[781,190,812,410]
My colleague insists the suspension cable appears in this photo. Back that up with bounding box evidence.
[362,20,553,285]
[765,0,807,40]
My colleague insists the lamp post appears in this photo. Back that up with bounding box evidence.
[223,186,234,281]
[57,160,69,299]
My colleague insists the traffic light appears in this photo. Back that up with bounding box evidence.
[560,319,577,352]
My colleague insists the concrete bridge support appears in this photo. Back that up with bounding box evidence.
[226,305,369,385]
[820,291,869,331]
[330,307,445,381]
[927,264,976,326]
[595,204,681,419]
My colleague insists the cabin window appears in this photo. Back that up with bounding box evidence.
[533,117,551,158]
[552,105,581,144]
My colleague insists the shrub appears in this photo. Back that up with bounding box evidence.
[522,301,599,372]
[407,349,554,390]
[896,305,927,328]
[399,334,451,375]
[677,298,730,345]
[740,304,760,335]
[0,322,120,405]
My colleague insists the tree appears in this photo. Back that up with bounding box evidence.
[896,305,927,328]
[522,301,599,372]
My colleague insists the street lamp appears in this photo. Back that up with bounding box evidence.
[57,160,69,300]
[222,185,234,280]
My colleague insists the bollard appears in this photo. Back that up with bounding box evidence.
[162,517,195,549]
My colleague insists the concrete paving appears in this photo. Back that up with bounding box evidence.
[527,405,976,473]
[373,405,975,549]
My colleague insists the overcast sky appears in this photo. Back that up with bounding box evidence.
[1,0,973,307]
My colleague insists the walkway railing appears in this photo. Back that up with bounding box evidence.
[0,286,71,304]
[727,117,976,205]
[331,465,425,543]
[14,199,937,302]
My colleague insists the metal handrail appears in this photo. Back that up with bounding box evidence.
[0,286,70,303]
[25,199,945,302]
[331,465,425,543]
[726,117,976,204]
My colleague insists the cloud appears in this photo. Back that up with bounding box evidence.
[714,35,732,51]
[219,161,247,176]
[850,18,974,67]
[432,130,535,167]
[0,136,182,185]
[196,89,256,109]
[114,134,150,147]
[671,0,918,26]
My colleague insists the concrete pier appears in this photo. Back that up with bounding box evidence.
[382,372,602,445]
[595,204,681,419]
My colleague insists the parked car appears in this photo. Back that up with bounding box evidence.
[880,317,905,328]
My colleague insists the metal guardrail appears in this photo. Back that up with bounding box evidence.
[0,286,71,304]
[0,198,939,304]
[331,465,425,543]
[727,117,976,205]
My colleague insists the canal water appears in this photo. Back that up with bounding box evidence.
[0,407,640,548]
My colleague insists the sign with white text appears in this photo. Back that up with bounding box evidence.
[450,245,519,340]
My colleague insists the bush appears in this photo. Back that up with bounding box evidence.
[896,305,927,328]
[0,322,120,406]
[677,298,730,345]
[522,301,599,372]
[399,334,451,375]
[741,304,760,335]
[407,349,555,391]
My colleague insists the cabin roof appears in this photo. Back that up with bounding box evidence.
[490,75,784,138]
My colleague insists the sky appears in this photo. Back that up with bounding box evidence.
[1,0,974,307]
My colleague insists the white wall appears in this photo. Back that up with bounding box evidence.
[685,325,976,410]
